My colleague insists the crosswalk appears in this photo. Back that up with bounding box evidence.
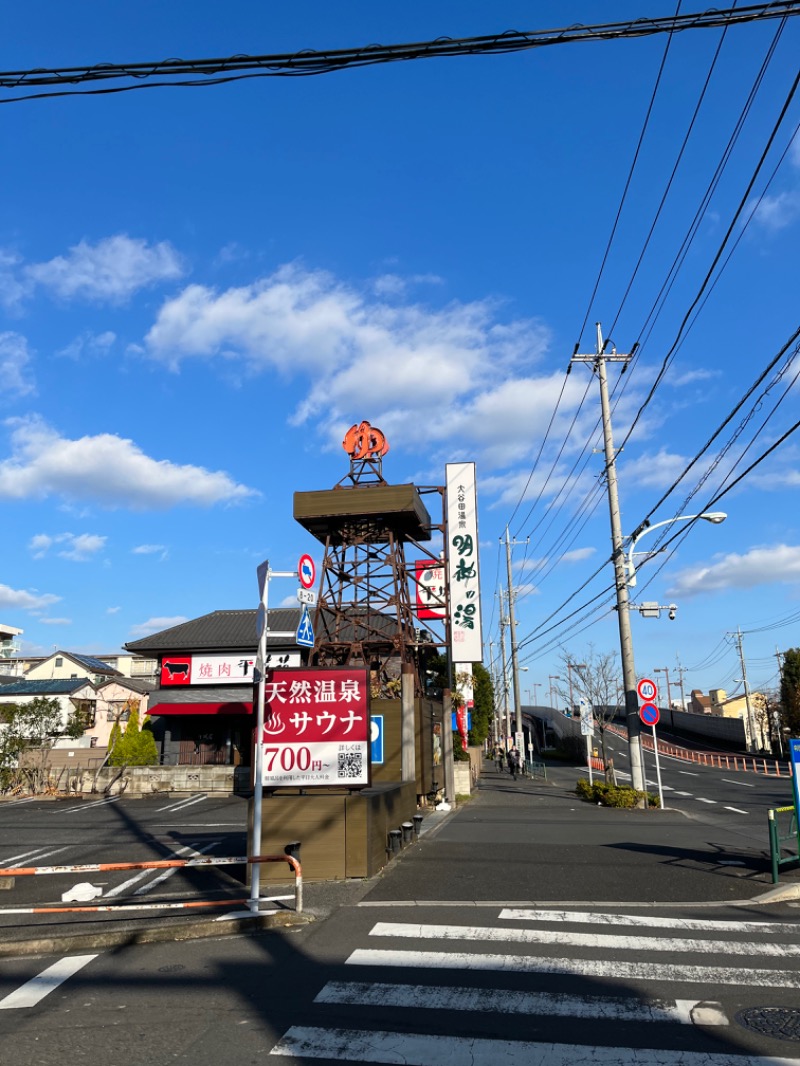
[268,907,800,1064]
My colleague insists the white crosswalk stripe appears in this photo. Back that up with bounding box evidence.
[267,907,800,1063]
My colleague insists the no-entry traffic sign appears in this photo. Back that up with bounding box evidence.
[637,677,658,703]
[639,702,660,727]
[298,554,316,589]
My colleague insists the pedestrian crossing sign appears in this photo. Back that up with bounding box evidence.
[296,604,315,648]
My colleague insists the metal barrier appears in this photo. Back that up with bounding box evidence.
[526,759,547,781]
[768,807,799,884]
[0,852,302,914]
[606,723,788,777]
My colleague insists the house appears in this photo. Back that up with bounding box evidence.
[125,609,301,766]
[24,651,123,686]
[0,624,23,674]
[2,651,158,682]
[0,677,98,742]
[93,677,155,748]
[689,689,712,714]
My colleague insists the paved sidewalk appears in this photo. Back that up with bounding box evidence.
[1,758,797,956]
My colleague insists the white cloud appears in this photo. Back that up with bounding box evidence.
[106,606,121,614]
[621,448,692,490]
[29,531,107,562]
[668,543,800,597]
[0,582,60,611]
[0,416,258,509]
[143,264,553,454]
[0,332,36,399]
[39,616,72,625]
[748,190,800,234]
[132,544,166,554]
[26,235,184,303]
[57,330,116,360]
[0,251,29,311]
[129,615,188,638]
[561,547,597,564]
[669,368,720,387]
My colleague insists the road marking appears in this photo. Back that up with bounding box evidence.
[721,778,754,787]
[498,910,800,934]
[105,841,217,898]
[346,949,800,987]
[724,807,749,815]
[673,791,693,796]
[696,798,717,804]
[155,793,207,813]
[1,846,69,866]
[0,955,98,1010]
[269,1026,791,1064]
[679,771,699,777]
[54,796,121,815]
[368,921,800,957]
[314,981,728,1025]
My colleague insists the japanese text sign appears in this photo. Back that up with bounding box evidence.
[446,462,483,663]
[161,652,300,686]
[258,668,370,787]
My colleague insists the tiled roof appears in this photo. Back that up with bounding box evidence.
[96,677,155,695]
[124,609,301,654]
[0,678,93,696]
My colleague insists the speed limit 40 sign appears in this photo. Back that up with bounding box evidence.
[637,677,658,703]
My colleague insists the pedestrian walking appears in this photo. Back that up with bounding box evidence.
[495,745,505,772]
[509,746,521,780]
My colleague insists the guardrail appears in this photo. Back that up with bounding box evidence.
[768,806,799,885]
[606,723,788,776]
[0,852,303,914]
[526,759,547,781]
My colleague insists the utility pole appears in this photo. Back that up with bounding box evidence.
[572,323,645,793]
[488,639,499,742]
[499,591,511,747]
[504,526,527,742]
[675,655,687,710]
[733,626,758,752]
[654,667,672,710]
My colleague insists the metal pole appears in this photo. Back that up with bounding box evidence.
[499,593,511,747]
[736,626,758,752]
[505,526,523,741]
[572,324,644,793]
[249,561,270,913]
[652,724,665,811]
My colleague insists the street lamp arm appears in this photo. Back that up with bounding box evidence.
[625,512,727,587]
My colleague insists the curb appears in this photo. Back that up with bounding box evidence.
[0,908,312,959]
[749,882,800,905]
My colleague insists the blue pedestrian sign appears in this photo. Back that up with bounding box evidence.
[296,604,315,648]
[790,738,800,819]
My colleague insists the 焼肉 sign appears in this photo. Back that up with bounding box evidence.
[161,652,300,686]
[258,668,370,787]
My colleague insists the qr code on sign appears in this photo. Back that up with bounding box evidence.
[338,752,363,779]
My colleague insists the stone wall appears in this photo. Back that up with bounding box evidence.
[60,763,250,796]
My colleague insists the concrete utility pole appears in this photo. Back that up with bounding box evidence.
[675,656,687,709]
[504,526,527,741]
[733,626,758,751]
[572,323,645,793]
[499,591,512,746]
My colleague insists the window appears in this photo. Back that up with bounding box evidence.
[55,657,63,667]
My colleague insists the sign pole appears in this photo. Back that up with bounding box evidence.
[652,724,664,812]
[250,560,270,914]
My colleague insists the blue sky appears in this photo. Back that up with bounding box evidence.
[1,3,799,704]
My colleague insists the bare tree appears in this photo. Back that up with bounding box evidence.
[555,646,621,768]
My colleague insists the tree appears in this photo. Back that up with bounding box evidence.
[0,696,66,793]
[780,648,800,738]
[556,646,621,767]
[470,662,494,746]
[109,702,158,766]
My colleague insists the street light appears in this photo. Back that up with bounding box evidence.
[626,513,727,587]
[618,510,727,794]
[549,675,561,710]
[567,661,587,714]
[653,667,672,709]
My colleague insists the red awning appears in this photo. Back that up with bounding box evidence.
[148,702,252,716]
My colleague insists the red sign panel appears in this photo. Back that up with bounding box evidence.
[258,668,370,787]
[415,560,446,620]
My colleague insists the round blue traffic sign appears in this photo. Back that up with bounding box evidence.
[639,702,660,727]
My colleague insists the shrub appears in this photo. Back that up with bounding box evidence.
[575,778,660,808]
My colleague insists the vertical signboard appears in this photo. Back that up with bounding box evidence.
[415,560,447,620]
[790,738,800,821]
[445,462,483,662]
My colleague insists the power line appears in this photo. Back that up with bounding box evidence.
[2,5,799,105]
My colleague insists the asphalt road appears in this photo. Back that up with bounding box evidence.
[1,763,799,1065]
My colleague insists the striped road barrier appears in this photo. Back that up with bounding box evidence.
[0,852,302,914]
